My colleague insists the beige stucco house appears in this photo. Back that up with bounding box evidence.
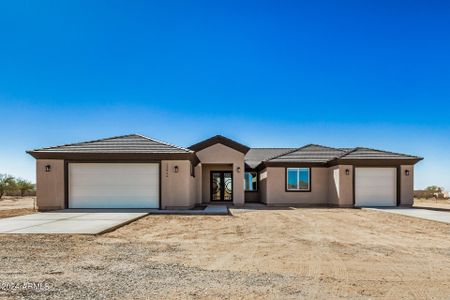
[27,134,422,211]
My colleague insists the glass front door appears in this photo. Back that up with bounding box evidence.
[210,171,233,201]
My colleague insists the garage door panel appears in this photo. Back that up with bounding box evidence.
[355,168,397,207]
[71,187,158,198]
[69,163,159,209]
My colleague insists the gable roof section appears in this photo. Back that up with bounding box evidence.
[28,134,192,154]
[189,135,250,154]
[245,148,296,169]
[26,134,198,161]
[254,144,423,168]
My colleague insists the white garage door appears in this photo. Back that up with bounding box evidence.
[355,168,397,207]
[69,163,159,208]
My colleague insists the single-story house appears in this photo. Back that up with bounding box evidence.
[27,134,423,210]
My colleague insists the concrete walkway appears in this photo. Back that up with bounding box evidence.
[0,205,229,234]
[365,207,450,224]
[0,211,149,234]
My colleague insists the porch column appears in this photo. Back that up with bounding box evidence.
[233,162,245,206]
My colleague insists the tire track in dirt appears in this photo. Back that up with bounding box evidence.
[379,255,429,300]
[290,209,350,299]
[279,209,324,299]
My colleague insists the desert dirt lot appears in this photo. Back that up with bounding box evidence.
[0,196,36,218]
[1,207,450,299]
[414,198,450,210]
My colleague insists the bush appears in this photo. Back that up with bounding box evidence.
[415,186,448,199]
[0,174,36,199]
[0,174,16,199]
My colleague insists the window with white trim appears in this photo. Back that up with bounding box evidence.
[286,168,310,191]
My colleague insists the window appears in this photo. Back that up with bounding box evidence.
[286,168,310,191]
[244,172,258,191]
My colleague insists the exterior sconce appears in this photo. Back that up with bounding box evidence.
[345,169,350,175]
[236,166,241,173]
[45,165,51,172]
[174,166,179,173]
[405,170,410,176]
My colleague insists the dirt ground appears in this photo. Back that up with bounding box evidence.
[414,198,450,210]
[0,196,36,210]
[0,197,36,219]
[1,207,450,299]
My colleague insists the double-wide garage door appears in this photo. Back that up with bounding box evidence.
[69,163,159,209]
[355,167,397,207]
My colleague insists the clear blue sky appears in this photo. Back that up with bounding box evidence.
[0,1,449,190]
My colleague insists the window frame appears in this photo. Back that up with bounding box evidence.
[244,171,258,192]
[285,167,311,192]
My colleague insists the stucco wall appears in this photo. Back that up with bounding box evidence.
[337,165,353,207]
[264,167,329,206]
[245,191,260,202]
[36,159,65,210]
[195,164,202,205]
[161,160,197,209]
[196,143,245,205]
[400,165,414,206]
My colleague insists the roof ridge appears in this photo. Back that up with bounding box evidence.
[335,147,359,159]
[28,134,138,152]
[264,145,309,161]
[305,143,345,151]
[135,134,193,153]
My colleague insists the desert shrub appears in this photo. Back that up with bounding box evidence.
[0,174,17,199]
[0,174,36,198]
[15,178,35,197]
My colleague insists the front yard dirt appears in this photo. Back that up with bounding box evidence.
[1,208,450,299]
[0,197,36,218]
[414,198,450,210]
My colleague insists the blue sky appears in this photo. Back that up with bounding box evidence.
[0,0,449,190]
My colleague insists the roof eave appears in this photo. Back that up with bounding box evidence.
[328,157,423,167]
[26,151,199,163]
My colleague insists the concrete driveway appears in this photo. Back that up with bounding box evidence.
[0,210,150,234]
[365,207,450,224]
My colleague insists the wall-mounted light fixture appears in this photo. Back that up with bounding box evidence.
[345,169,350,176]
[45,165,51,172]
[174,166,179,173]
[405,170,410,176]
[236,166,241,173]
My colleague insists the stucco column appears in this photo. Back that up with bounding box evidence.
[36,159,65,210]
[400,165,414,206]
[338,165,354,207]
[233,163,245,206]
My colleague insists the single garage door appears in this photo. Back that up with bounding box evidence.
[355,167,397,207]
[69,163,159,208]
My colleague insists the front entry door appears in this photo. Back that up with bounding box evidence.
[211,171,233,201]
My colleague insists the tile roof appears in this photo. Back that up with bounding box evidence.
[249,145,422,167]
[267,144,346,163]
[27,134,422,165]
[244,148,296,168]
[338,147,421,160]
[28,134,193,154]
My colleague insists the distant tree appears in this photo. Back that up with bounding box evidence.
[425,186,443,193]
[0,174,16,199]
[16,178,34,197]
